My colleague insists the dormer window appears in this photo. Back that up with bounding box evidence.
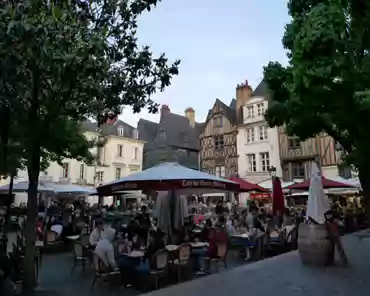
[159,131,166,141]
[132,128,139,139]
[117,126,124,137]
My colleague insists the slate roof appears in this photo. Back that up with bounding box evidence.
[81,120,136,139]
[203,98,237,127]
[138,110,204,152]
[253,80,268,97]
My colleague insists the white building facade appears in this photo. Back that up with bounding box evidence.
[3,120,145,205]
[237,96,282,184]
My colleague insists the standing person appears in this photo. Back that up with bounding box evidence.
[215,202,224,216]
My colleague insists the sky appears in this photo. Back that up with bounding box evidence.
[119,0,290,127]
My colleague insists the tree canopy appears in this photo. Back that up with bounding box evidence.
[264,0,370,174]
[0,0,179,290]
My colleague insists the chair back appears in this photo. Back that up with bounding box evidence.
[73,242,84,257]
[286,227,298,249]
[46,230,58,243]
[177,243,191,262]
[80,234,90,246]
[151,249,169,271]
[216,243,228,258]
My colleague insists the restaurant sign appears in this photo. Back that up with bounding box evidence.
[181,180,226,188]
[250,192,271,200]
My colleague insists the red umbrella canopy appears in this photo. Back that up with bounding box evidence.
[285,177,357,190]
[228,177,267,193]
[272,177,285,215]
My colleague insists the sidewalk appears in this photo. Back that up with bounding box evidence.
[144,231,370,296]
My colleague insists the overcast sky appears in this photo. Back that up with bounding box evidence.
[119,0,290,126]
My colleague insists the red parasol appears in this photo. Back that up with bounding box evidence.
[228,177,267,193]
[285,176,357,190]
[272,177,285,215]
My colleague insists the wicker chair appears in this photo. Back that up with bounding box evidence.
[204,243,228,273]
[90,255,120,291]
[70,242,89,275]
[173,243,191,282]
[149,249,170,290]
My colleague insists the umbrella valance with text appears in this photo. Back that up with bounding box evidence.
[97,162,239,196]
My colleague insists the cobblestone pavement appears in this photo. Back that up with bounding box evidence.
[144,232,370,296]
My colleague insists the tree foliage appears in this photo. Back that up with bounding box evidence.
[0,0,179,290]
[264,0,370,171]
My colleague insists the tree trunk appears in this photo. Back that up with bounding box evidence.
[358,167,370,219]
[23,146,41,292]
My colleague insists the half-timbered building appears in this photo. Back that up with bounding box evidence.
[199,99,238,178]
[278,128,342,180]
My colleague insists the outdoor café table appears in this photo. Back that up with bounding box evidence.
[66,235,80,241]
[123,250,145,258]
[230,232,259,260]
[165,245,179,252]
[190,242,209,248]
[192,229,202,234]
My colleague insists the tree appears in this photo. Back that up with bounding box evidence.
[0,0,179,290]
[263,0,370,213]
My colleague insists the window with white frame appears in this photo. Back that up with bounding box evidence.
[247,106,254,118]
[215,165,225,177]
[115,168,121,179]
[292,162,305,178]
[260,152,270,171]
[96,171,104,183]
[257,103,265,116]
[62,163,69,178]
[117,144,123,157]
[79,164,85,179]
[246,127,254,143]
[247,154,256,172]
[259,125,268,140]
[117,126,124,137]
[133,147,138,160]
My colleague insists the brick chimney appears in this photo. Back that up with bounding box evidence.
[185,107,195,128]
[161,104,170,114]
[236,80,253,123]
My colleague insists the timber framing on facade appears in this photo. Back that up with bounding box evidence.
[278,126,339,180]
[199,99,238,178]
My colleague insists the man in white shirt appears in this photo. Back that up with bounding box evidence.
[89,220,104,247]
[50,224,63,236]
[94,227,117,269]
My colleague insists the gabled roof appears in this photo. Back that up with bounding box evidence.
[203,98,237,128]
[81,120,136,139]
[138,110,204,151]
[253,80,268,97]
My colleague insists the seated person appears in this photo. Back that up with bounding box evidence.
[136,230,165,273]
[94,227,118,270]
[36,217,45,241]
[208,216,229,258]
[89,220,104,247]
[50,216,63,237]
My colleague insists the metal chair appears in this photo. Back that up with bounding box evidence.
[173,243,191,282]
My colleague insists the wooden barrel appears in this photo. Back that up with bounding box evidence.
[298,223,334,267]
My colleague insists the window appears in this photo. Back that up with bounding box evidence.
[247,154,256,172]
[213,116,223,127]
[215,166,225,177]
[133,147,138,160]
[159,131,166,141]
[247,106,254,118]
[79,164,85,179]
[339,165,352,179]
[117,144,123,157]
[115,168,121,179]
[260,152,270,172]
[288,137,300,149]
[246,128,254,143]
[117,126,124,137]
[292,162,305,178]
[132,129,139,139]
[257,103,265,116]
[62,163,69,178]
[96,171,104,183]
[259,125,268,140]
[214,135,224,150]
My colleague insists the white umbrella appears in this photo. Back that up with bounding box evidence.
[0,181,55,193]
[306,163,330,224]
